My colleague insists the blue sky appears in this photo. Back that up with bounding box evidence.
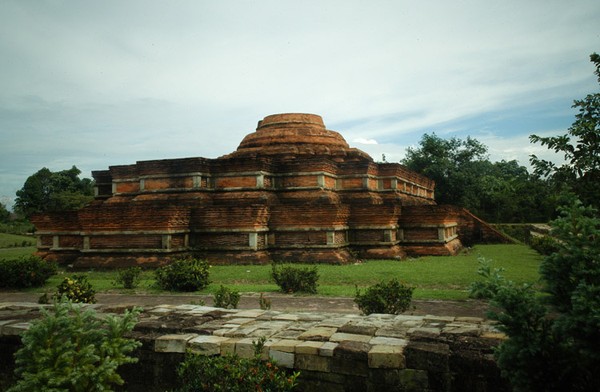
[0,0,598,209]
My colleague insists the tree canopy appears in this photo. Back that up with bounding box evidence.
[530,53,600,211]
[0,202,10,223]
[401,133,555,222]
[14,166,94,218]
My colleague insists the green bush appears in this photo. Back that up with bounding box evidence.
[155,258,210,292]
[529,235,560,256]
[8,299,141,392]
[271,264,319,294]
[354,278,414,315]
[0,255,57,288]
[174,338,299,392]
[213,285,240,309]
[114,266,142,289]
[56,275,96,303]
[468,257,511,299]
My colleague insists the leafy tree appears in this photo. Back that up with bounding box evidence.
[0,202,10,222]
[402,134,555,222]
[479,200,600,391]
[402,133,488,206]
[9,299,141,392]
[530,53,600,210]
[14,166,94,218]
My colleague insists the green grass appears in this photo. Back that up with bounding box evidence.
[0,233,36,248]
[0,246,37,259]
[11,244,542,301]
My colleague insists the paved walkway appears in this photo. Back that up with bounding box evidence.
[0,291,488,318]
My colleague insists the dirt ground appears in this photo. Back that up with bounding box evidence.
[0,291,490,318]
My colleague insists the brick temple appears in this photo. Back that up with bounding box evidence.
[32,113,507,267]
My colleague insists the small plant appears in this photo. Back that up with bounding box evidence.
[189,299,206,306]
[114,266,143,289]
[468,256,512,299]
[174,337,300,392]
[259,293,272,310]
[8,299,141,392]
[213,285,240,309]
[155,258,211,292]
[529,235,560,256]
[271,264,319,294]
[55,274,96,303]
[354,278,414,315]
[0,255,57,288]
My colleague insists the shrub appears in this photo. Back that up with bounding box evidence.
[468,256,511,299]
[114,266,142,289]
[0,255,57,288]
[174,337,299,392]
[271,264,319,294]
[259,293,272,310]
[8,299,141,392]
[354,278,414,315]
[56,274,96,303]
[213,285,240,309]
[529,235,560,256]
[155,258,210,292]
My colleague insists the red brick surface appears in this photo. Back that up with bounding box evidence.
[33,113,508,267]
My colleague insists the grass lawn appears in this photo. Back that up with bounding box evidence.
[0,233,36,248]
[8,243,543,301]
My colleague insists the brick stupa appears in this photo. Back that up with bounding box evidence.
[32,113,507,267]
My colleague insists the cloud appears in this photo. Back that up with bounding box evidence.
[353,138,378,145]
[0,0,598,209]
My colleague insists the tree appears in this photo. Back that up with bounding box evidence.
[14,166,94,218]
[530,53,600,210]
[476,200,600,392]
[402,133,488,207]
[402,134,555,222]
[0,202,10,223]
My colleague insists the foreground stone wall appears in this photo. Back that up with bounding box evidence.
[0,303,510,392]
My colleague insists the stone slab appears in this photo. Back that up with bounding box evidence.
[188,335,230,356]
[368,345,406,369]
[155,333,197,353]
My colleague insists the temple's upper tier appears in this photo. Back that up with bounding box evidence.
[223,113,372,161]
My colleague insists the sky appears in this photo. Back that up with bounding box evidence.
[0,0,599,210]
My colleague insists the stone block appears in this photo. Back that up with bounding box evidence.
[405,341,450,373]
[296,340,324,355]
[368,368,429,392]
[154,333,197,353]
[330,332,372,344]
[368,345,406,369]
[295,353,331,372]
[220,338,239,355]
[188,335,229,356]
[235,337,258,358]
[298,326,338,341]
[408,327,441,339]
[270,350,295,368]
[319,341,338,357]
[269,339,301,353]
[369,336,408,347]
[0,322,30,336]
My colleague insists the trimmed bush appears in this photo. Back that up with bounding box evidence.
[175,338,299,392]
[529,235,560,256]
[213,285,240,309]
[56,275,96,303]
[271,264,319,294]
[354,278,414,315]
[155,258,210,292]
[0,256,57,288]
[8,299,141,392]
[114,266,142,289]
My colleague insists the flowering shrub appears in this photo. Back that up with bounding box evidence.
[56,274,96,303]
[175,338,299,392]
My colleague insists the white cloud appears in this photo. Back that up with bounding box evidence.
[0,0,598,209]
